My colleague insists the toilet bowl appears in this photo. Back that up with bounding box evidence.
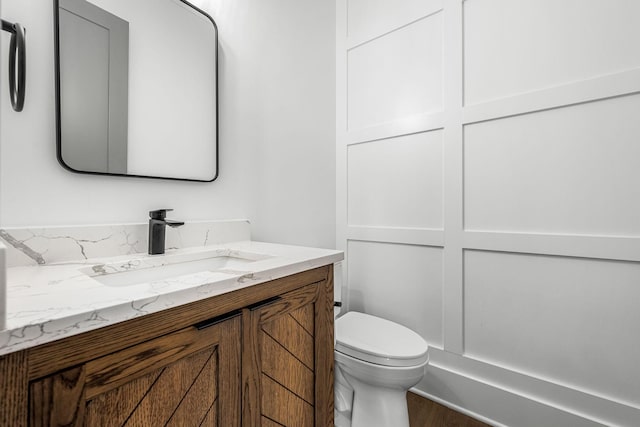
[334,311,429,427]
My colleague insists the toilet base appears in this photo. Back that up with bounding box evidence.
[335,366,354,427]
[334,350,428,427]
[349,378,410,427]
[335,408,352,427]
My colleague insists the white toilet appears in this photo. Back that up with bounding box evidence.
[334,311,429,427]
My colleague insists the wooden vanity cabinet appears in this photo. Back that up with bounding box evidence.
[0,265,334,427]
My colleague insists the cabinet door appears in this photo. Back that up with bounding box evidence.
[242,281,334,427]
[29,314,241,427]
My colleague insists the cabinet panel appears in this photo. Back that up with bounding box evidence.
[243,281,333,427]
[29,315,241,427]
[95,347,215,426]
[84,322,225,399]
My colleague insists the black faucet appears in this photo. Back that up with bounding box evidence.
[148,209,185,255]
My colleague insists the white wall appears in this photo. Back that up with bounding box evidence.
[337,0,640,425]
[0,0,335,249]
[199,0,336,249]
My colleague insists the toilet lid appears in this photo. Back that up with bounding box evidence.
[335,312,429,367]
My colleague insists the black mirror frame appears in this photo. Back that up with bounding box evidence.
[53,0,219,182]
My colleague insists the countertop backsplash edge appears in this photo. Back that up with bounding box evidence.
[0,219,252,267]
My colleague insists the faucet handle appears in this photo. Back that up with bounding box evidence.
[149,209,173,220]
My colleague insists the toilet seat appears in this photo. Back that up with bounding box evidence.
[335,312,428,367]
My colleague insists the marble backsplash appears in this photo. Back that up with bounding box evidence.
[0,220,251,267]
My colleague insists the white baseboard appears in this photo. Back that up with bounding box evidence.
[411,353,639,427]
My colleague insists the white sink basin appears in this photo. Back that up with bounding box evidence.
[83,250,270,287]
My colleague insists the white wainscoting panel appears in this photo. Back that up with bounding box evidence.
[347,12,443,131]
[338,0,640,424]
[464,94,640,236]
[348,131,443,229]
[463,0,640,105]
[347,240,443,347]
[464,250,640,407]
[347,0,442,46]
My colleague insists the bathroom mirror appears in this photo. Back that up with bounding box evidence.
[54,0,218,182]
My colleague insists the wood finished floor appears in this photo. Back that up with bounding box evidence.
[408,392,490,427]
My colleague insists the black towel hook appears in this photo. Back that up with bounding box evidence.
[1,19,26,112]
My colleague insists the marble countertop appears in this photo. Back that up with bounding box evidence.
[0,241,343,356]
